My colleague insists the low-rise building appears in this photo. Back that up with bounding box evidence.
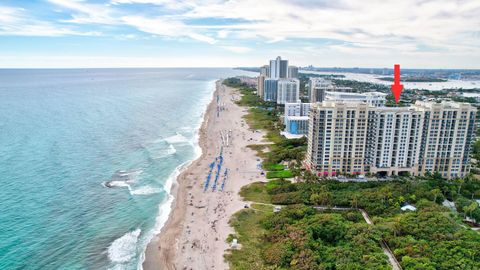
[284,116,309,137]
[283,102,311,138]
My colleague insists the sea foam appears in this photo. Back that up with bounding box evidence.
[130,186,162,195]
[164,133,190,144]
[137,80,216,269]
[108,229,141,264]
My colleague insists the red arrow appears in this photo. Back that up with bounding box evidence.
[391,64,403,103]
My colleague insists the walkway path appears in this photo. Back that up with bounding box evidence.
[359,210,402,270]
[243,198,402,269]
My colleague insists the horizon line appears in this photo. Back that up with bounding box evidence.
[1,66,480,71]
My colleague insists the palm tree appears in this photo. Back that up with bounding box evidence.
[391,216,402,237]
[289,161,301,182]
[432,188,441,203]
[464,202,478,219]
[320,191,333,206]
[350,194,359,209]
[456,178,465,195]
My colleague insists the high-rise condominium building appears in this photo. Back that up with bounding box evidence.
[257,75,265,99]
[288,66,299,78]
[306,101,476,179]
[269,56,288,79]
[277,79,300,104]
[415,101,476,178]
[260,65,270,77]
[285,102,311,117]
[264,79,278,102]
[309,78,333,102]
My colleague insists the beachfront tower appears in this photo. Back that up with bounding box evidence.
[264,78,278,102]
[306,101,476,179]
[277,79,300,104]
[288,66,299,78]
[269,56,288,79]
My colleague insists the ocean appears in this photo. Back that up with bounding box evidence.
[0,68,253,270]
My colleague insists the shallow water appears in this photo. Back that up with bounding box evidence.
[0,68,253,269]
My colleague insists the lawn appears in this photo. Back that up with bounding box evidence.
[239,182,272,204]
[266,169,292,179]
[263,163,284,171]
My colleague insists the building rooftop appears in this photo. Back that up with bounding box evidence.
[414,100,476,110]
[325,91,387,98]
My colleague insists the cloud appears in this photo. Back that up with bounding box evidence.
[48,0,117,24]
[111,0,195,10]
[217,29,229,39]
[220,46,251,53]
[48,0,216,43]
[0,5,101,36]
[2,0,480,67]
[178,0,480,54]
[120,15,216,44]
[41,0,480,55]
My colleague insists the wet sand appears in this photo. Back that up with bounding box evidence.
[143,80,267,270]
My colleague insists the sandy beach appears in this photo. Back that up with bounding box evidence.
[143,80,267,270]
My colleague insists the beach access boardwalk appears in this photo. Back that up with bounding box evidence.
[359,209,402,270]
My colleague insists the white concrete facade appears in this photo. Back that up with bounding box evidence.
[288,66,299,78]
[309,77,333,103]
[285,116,309,136]
[277,79,300,104]
[325,91,387,107]
[269,56,288,79]
[285,102,311,117]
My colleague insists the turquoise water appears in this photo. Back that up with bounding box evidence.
[0,68,253,269]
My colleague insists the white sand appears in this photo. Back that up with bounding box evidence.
[143,81,268,270]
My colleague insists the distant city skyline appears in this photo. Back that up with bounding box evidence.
[1,0,479,68]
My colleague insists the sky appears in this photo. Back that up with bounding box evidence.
[0,0,479,68]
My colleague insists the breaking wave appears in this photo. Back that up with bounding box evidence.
[108,229,141,264]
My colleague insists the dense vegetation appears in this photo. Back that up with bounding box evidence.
[236,178,480,269]
[223,78,480,270]
[260,207,390,269]
[231,181,391,270]
[332,79,390,92]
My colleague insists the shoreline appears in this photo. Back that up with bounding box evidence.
[143,80,267,269]
[142,80,218,269]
